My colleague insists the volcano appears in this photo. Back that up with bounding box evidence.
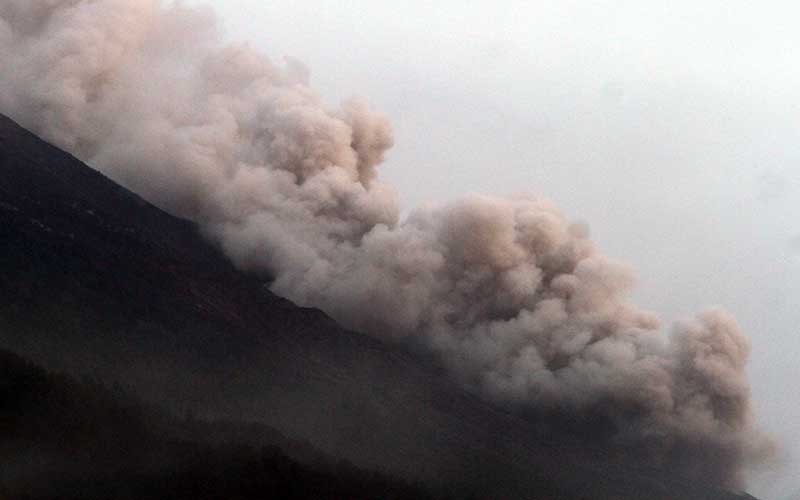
[0,112,757,499]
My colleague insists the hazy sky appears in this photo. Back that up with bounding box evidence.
[189,1,799,496]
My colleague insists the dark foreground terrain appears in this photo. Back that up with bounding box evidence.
[0,113,757,499]
[0,348,430,499]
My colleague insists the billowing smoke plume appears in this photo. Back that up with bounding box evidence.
[0,0,772,488]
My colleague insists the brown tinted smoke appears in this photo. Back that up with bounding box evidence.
[0,0,773,488]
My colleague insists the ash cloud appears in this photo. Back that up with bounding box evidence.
[0,0,773,488]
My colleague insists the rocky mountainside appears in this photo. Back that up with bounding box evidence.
[0,113,758,499]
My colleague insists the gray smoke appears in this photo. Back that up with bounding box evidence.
[0,0,773,488]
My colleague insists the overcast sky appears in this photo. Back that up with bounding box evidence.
[189,1,800,497]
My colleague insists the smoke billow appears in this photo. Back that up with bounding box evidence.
[0,0,772,488]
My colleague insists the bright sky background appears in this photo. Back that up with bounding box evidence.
[189,1,800,497]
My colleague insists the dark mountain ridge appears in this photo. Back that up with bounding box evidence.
[0,113,757,499]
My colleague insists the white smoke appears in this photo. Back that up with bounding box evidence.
[0,0,773,488]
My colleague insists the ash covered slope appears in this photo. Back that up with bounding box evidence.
[0,113,756,499]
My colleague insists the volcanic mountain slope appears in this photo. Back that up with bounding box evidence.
[0,348,435,500]
[0,112,757,499]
